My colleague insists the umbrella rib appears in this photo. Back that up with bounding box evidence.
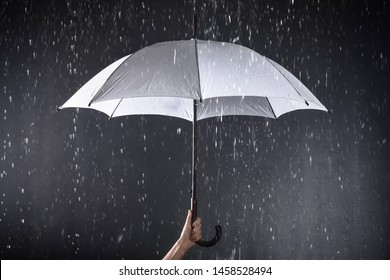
[88,55,132,106]
[110,98,123,118]
[266,97,277,119]
[265,57,310,106]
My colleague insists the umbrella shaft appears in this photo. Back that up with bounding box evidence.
[191,100,198,223]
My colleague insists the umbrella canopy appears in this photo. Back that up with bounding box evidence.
[59,40,327,120]
[59,39,327,247]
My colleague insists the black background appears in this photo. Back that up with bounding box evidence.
[1,0,389,259]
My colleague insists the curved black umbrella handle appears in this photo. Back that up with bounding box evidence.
[195,225,222,247]
[191,198,222,247]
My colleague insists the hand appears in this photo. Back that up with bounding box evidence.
[163,210,202,260]
[179,210,202,251]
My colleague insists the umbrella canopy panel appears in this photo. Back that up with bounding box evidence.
[90,40,202,102]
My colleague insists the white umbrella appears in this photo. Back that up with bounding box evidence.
[59,38,327,247]
[60,40,326,120]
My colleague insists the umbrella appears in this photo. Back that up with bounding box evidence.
[58,23,327,247]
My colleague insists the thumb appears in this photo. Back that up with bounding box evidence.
[185,210,192,227]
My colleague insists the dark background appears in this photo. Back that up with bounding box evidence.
[1,0,389,259]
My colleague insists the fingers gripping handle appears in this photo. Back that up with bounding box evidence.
[191,198,222,247]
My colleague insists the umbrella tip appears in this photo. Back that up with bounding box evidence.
[305,100,309,106]
[88,101,92,107]
[57,107,62,112]
[193,14,197,39]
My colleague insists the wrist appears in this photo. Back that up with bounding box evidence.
[177,237,193,253]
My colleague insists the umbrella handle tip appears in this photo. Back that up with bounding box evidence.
[196,225,222,247]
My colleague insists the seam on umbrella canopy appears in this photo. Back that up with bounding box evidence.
[87,54,134,106]
[194,38,203,101]
[264,56,327,110]
[264,57,309,106]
